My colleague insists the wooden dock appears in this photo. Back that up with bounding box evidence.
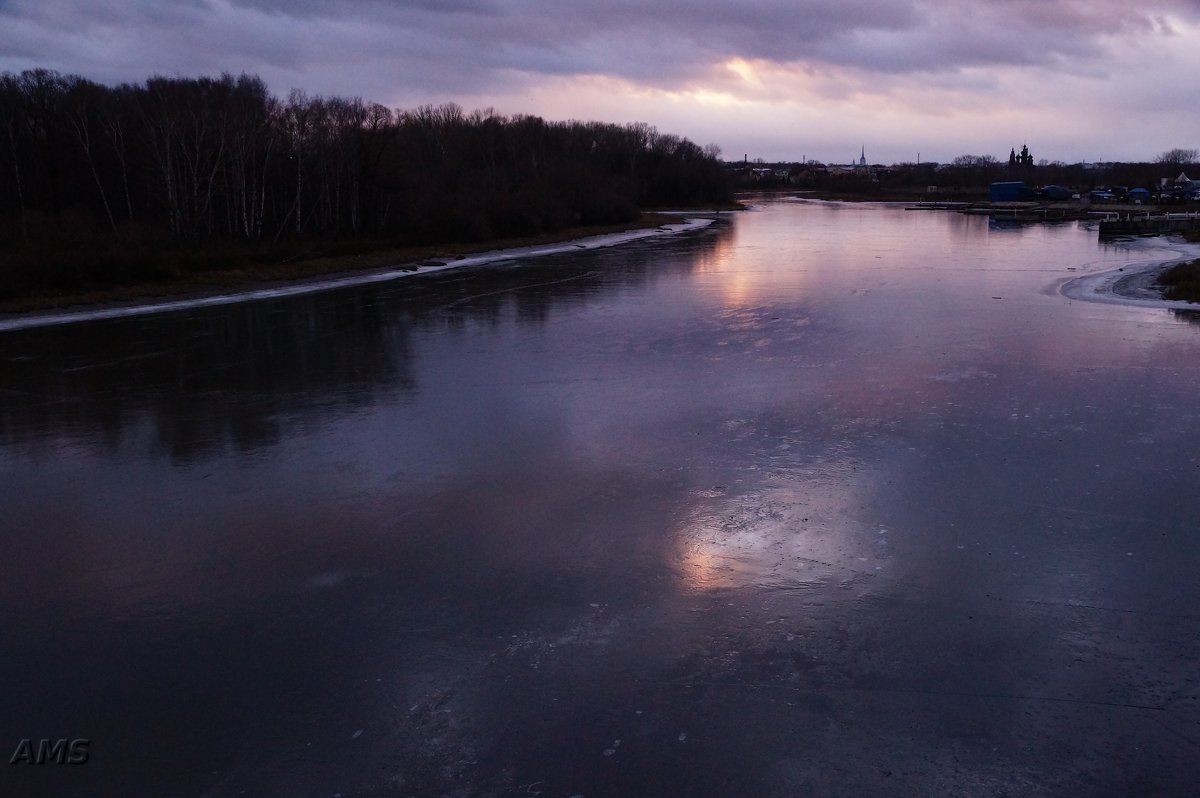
[1098,213,1200,237]
[907,202,1108,222]
[907,202,1200,234]
[961,206,1096,222]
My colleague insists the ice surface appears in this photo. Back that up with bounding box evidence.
[7,203,1200,797]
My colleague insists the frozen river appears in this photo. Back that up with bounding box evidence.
[3,199,1200,796]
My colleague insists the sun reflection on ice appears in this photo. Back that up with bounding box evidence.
[672,474,883,594]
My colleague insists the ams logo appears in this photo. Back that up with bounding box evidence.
[9,739,91,765]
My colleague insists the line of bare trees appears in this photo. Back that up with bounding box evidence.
[0,69,730,252]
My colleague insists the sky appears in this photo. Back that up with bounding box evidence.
[2,0,1199,165]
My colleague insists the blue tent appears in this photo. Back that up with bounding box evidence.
[989,181,1037,202]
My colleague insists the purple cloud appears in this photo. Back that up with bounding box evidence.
[5,0,1196,96]
[1,0,1197,162]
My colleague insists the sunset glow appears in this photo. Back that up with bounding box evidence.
[2,0,1198,163]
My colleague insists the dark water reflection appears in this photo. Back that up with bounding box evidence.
[1,295,413,463]
[4,201,1200,796]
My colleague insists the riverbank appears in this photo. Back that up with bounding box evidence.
[1,215,695,315]
[0,216,717,332]
[1061,239,1200,308]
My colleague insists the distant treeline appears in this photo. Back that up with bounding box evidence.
[0,69,730,296]
[745,152,1198,199]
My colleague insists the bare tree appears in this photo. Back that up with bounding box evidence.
[0,65,732,262]
[0,73,29,241]
[65,77,119,235]
[951,154,1000,168]
[1155,148,1198,165]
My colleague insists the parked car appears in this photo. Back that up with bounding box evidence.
[1040,185,1073,201]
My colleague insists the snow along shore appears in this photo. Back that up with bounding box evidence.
[0,217,715,333]
[1061,238,1200,309]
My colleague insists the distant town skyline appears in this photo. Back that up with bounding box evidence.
[2,0,1198,165]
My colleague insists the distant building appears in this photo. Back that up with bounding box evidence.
[825,147,871,175]
[1008,144,1033,170]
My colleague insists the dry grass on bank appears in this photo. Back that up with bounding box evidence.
[1158,258,1200,302]
[0,214,687,315]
